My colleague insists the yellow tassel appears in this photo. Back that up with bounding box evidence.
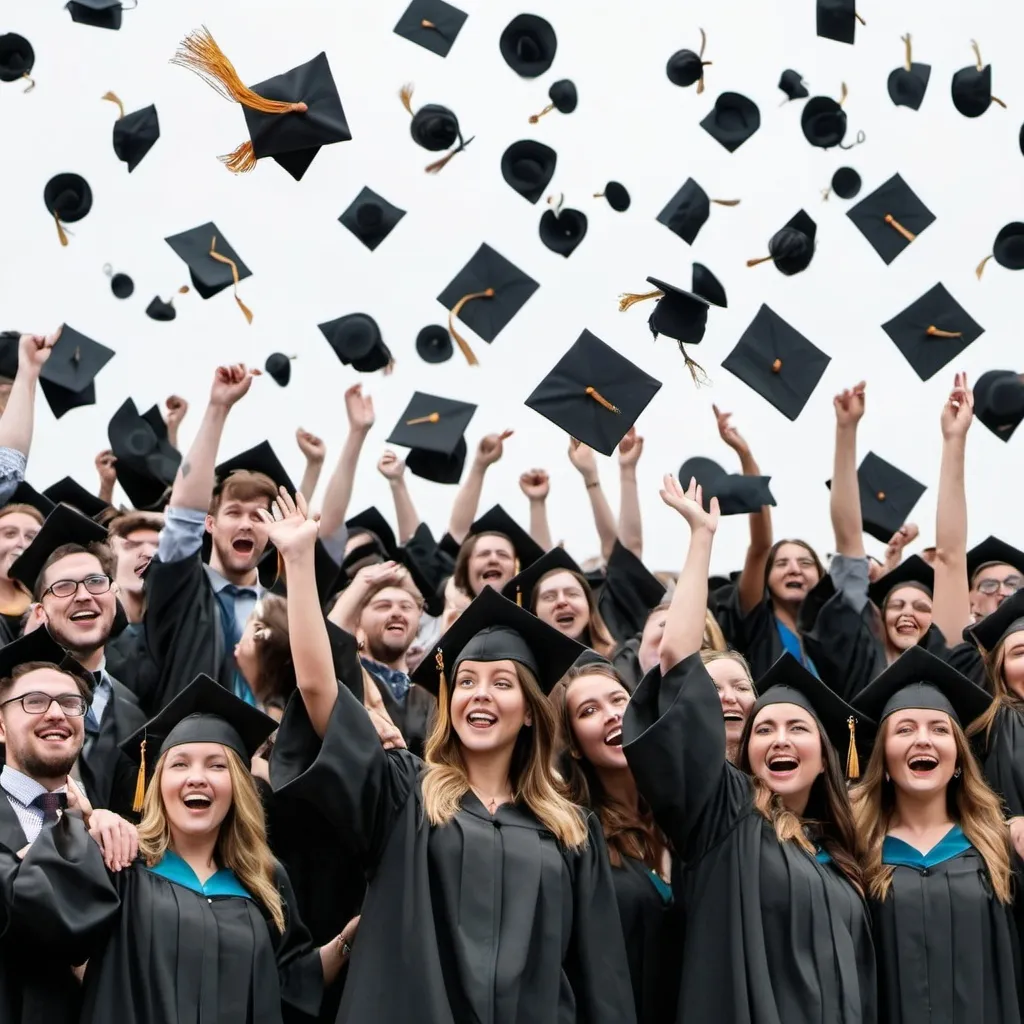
[102,90,125,119]
[854,11,866,25]
[618,289,663,312]
[680,346,711,387]
[425,146,464,174]
[132,737,147,813]
[746,255,773,267]
[971,40,983,73]
[400,83,415,115]
[528,102,555,124]
[54,213,69,247]
[448,288,493,365]
[992,96,1007,109]
[902,33,912,73]
[218,139,258,173]
[585,386,620,413]
[846,717,859,780]
[926,325,963,339]
[839,82,849,107]
[435,650,445,694]
[976,254,993,279]
[21,71,34,93]
[208,235,253,323]
[883,214,916,242]
[711,198,741,206]
[516,587,523,607]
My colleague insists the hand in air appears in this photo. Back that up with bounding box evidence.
[659,474,720,535]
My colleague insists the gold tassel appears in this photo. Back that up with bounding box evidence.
[992,96,1007,109]
[712,198,741,206]
[971,39,983,72]
[406,412,440,425]
[218,140,258,173]
[680,346,711,387]
[448,288,493,365]
[179,285,190,294]
[839,81,849,107]
[421,19,438,29]
[21,71,34,93]
[821,187,833,202]
[435,650,445,695]
[529,102,555,123]
[132,737,147,813]
[425,147,461,174]
[846,718,859,780]
[516,587,523,607]
[902,33,912,72]
[926,325,963,339]
[585,386,620,413]
[399,83,415,115]
[883,214,915,242]
[513,557,520,575]
[54,213,69,247]
[746,255,773,267]
[101,90,125,119]
[854,11,866,25]
[208,235,253,323]
[696,29,710,94]
[618,289,663,312]
[171,27,308,115]
[976,254,993,279]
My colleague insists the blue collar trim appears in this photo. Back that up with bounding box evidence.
[882,825,971,869]
[147,850,252,899]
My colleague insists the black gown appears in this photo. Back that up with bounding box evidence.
[271,683,637,1024]
[622,653,877,1024]
[714,589,787,681]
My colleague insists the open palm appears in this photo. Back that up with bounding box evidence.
[660,474,720,534]
[257,488,319,558]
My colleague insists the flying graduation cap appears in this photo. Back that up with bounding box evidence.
[801,83,849,148]
[416,325,452,364]
[319,314,394,374]
[975,223,1024,279]
[338,186,406,251]
[824,452,926,543]
[171,30,350,180]
[0,33,35,90]
[165,222,253,322]
[656,177,740,245]
[747,209,817,276]
[539,194,587,257]
[678,456,775,516]
[393,0,467,57]
[66,0,129,30]
[101,92,160,172]
[778,70,809,102]
[951,40,1006,118]
[700,92,760,151]
[500,140,557,204]
[666,28,711,93]
[264,353,295,386]
[816,0,864,44]
[528,79,577,123]
[593,181,630,211]
[499,14,557,78]
[973,370,1024,442]
[107,398,181,511]
[145,288,189,322]
[399,83,473,173]
[846,173,935,265]
[43,173,92,247]
[692,262,727,307]
[38,325,115,420]
[888,34,931,110]
[386,392,477,485]
[825,167,862,200]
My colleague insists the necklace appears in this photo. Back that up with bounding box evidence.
[469,784,512,814]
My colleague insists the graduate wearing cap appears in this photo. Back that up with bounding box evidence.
[0,492,45,641]
[850,647,1019,1024]
[622,475,876,1024]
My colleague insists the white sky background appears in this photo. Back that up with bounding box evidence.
[1,0,1021,574]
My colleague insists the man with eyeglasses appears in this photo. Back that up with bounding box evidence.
[967,537,1024,622]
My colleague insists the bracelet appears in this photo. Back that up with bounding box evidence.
[586,480,600,490]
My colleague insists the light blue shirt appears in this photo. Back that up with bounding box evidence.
[0,447,27,508]
[83,664,114,755]
[0,764,66,844]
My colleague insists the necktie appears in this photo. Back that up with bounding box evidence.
[84,672,102,735]
[32,791,67,824]
[216,585,257,705]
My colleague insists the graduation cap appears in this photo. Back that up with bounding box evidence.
[852,646,990,732]
[216,440,294,495]
[666,28,711,92]
[393,0,467,57]
[38,325,115,420]
[951,41,1006,118]
[816,0,862,44]
[436,243,540,364]
[747,209,817,276]
[0,33,35,89]
[867,554,934,609]
[386,392,477,485]
[539,199,587,257]
[888,34,930,110]
[44,173,92,247]
[171,32,350,180]
[43,477,111,521]
[468,505,545,571]
[165,222,253,322]
[880,283,984,382]
[66,0,126,30]
[967,537,1024,590]
[9,503,108,591]
[145,294,183,322]
[398,84,472,173]
[264,352,294,387]
[679,456,775,516]
[700,92,760,151]
[345,507,398,562]
[501,139,557,204]
[656,177,740,245]
[101,92,160,172]
[825,452,926,544]
[6,482,56,520]
[107,398,181,512]
[778,69,808,101]
[105,266,134,299]
[524,328,662,456]
[593,181,630,212]
[847,173,935,265]
[801,84,848,148]
[976,223,1024,279]
[318,314,393,374]
[974,370,1024,442]
[416,325,452,364]
[501,546,581,608]
[529,79,577,123]
[338,186,406,251]
[722,305,831,421]
[967,589,1024,653]
[754,652,872,778]
[692,262,727,307]
[411,586,584,697]
[499,14,557,78]
[827,167,861,200]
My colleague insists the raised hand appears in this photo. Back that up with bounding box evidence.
[164,394,189,429]
[377,449,406,481]
[660,474,720,535]
[257,487,319,558]
[882,523,920,570]
[519,468,550,501]
[344,384,375,434]
[296,428,326,463]
[476,430,514,468]
[95,449,117,487]
[940,371,974,440]
[618,427,644,468]
[833,381,866,428]
[712,404,751,457]
[567,439,598,481]
[210,363,260,408]
[18,326,61,375]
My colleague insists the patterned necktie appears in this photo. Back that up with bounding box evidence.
[84,672,102,735]
[32,791,68,824]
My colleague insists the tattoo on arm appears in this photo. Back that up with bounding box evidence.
[180,460,191,479]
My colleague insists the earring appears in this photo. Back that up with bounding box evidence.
[884,771,890,783]
[569,749,581,759]
[954,766,962,779]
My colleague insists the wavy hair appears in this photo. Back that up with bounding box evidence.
[531,567,616,659]
[968,640,1021,745]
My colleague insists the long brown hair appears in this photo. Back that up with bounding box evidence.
[551,664,664,868]
[852,716,1012,902]
[737,710,864,894]
[422,661,588,848]
[137,747,285,931]
[249,595,295,709]
[762,539,825,600]
[531,568,616,659]
[453,531,514,597]
[968,640,1022,744]
[702,610,728,652]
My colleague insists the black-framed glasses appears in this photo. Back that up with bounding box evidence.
[976,575,1024,596]
[0,692,89,716]
[42,574,112,600]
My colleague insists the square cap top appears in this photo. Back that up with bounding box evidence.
[847,173,935,265]
[165,222,251,299]
[338,186,406,251]
[112,104,160,172]
[851,451,927,544]
[43,477,111,520]
[39,325,114,394]
[816,0,856,43]
[524,329,662,456]
[66,0,123,30]
[881,283,984,382]
[9,503,107,591]
[0,626,80,680]
[722,305,831,421]
[700,92,761,152]
[394,0,468,57]
[679,456,775,516]
[656,178,710,245]
[867,554,934,609]
[966,536,1024,585]
[215,440,295,496]
[468,504,545,570]
[6,482,57,520]
[387,392,477,458]
[108,398,181,511]
[436,243,539,343]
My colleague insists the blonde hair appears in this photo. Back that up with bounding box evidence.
[137,746,285,931]
[702,611,728,652]
[852,715,1012,903]
[969,641,1021,744]
[422,661,589,848]
[700,647,752,675]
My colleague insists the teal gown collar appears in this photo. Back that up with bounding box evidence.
[147,849,253,899]
[882,824,971,869]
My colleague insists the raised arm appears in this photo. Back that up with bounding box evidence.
[378,450,421,544]
[0,330,57,457]
[295,429,326,503]
[95,449,117,505]
[446,431,512,544]
[568,441,617,563]
[617,428,644,559]
[830,382,867,558]
[163,395,188,452]
[317,384,374,538]
[519,468,553,552]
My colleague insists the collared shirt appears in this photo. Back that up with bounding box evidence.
[0,446,27,508]
[0,764,67,844]
[83,663,114,756]
[362,656,411,703]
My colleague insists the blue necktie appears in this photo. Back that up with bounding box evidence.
[84,672,102,735]
[216,585,257,705]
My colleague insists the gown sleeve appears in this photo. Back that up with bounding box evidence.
[918,625,986,684]
[597,541,666,643]
[272,863,326,1019]
[622,652,752,861]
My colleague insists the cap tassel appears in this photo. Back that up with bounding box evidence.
[976,254,993,279]
[846,717,859,780]
[425,134,473,174]
[171,27,309,116]
[697,28,710,93]
[219,140,258,173]
[399,82,415,116]
[821,186,833,202]
[992,96,1008,109]
[132,737,147,813]
[854,11,866,25]
[448,288,493,366]
[679,345,711,387]
[208,235,253,324]
[746,255,773,267]
[21,71,34,93]
[926,325,963,339]
[406,412,440,425]
[101,90,125,119]
[618,289,664,312]
[420,19,444,34]
[971,39,983,72]
[435,650,445,695]
[528,102,555,123]
[53,212,69,247]
[837,129,867,150]
[585,386,620,413]
[883,213,916,242]
[516,586,523,607]
[902,33,912,72]
[712,198,741,207]
[839,81,849,107]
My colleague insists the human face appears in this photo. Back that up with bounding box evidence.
[206,498,269,576]
[358,586,421,665]
[39,552,116,653]
[535,570,589,640]
[468,534,515,595]
[971,563,1023,619]
[159,742,234,839]
[746,702,824,812]
[884,586,933,653]
[638,608,667,674]
[0,667,85,782]
[565,673,629,770]
[767,543,820,606]
[884,709,957,796]
[706,658,756,749]
[111,527,160,596]
[0,512,40,578]
[450,658,531,754]
[1000,628,1024,700]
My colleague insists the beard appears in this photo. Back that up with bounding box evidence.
[365,630,410,666]
[20,746,81,782]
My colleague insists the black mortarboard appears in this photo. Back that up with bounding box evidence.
[816,0,858,44]
[595,181,630,212]
[265,352,294,387]
[867,554,934,609]
[7,483,56,520]
[43,478,111,521]
[692,263,727,307]
[830,452,926,543]
[754,653,873,777]
[974,370,1024,441]
[700,92,760,151]
[318,313,393,374]
[880,283,984,382]
[888,36,930,110]
[399,85,470,173]
[778,69,809,101]
[0,332,19,380]
[0,627,87,684]
[9,503,107,591]
[665,29,710,89]
[146,297,177,322]
[499,14,556,78]
[437,243,539,343]
[416,325,452,364]
[852,646,990,729]
[539,205,587,257]
[951,42,1004,118]
[66,0,124,30]
[109,99,160,172]
[501,546,581,608]
[468,505,545,570]
[967,589,1024,654]
[411,586,584,697]
[722,305,831,421]
[501,140,557,204]
[524,328,662,456]
[640,276,710,345]
[165,222,252,302]
[831,167,861,199]
[748,209,817,276]
[394,0,467,57]
[257,537,340,605]
[346,507,397,561]
[107,398,181,512]
[801,89,847,148]
[847,173,935,265]
[338,186,405,251]
[38,325,114,420]
[386,392,477,485]
[216,441,294,495]
[530,79,577,122]
[967,537,1024,585]
[679,456,775,516]
[977,222,1024,279]
[44,173,92,246]
[656,177,739,245]
[109,271,134,299]
[0,33,34,83]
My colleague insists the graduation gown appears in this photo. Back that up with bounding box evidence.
[271,683,637,1024]
[714,589,787,681]
[595,541,666,646]
[622,653,877,1024]
[105,622,161,709]
[978,705,1024,819]
[870,827,1023,1024]
[80,856,323,1024]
